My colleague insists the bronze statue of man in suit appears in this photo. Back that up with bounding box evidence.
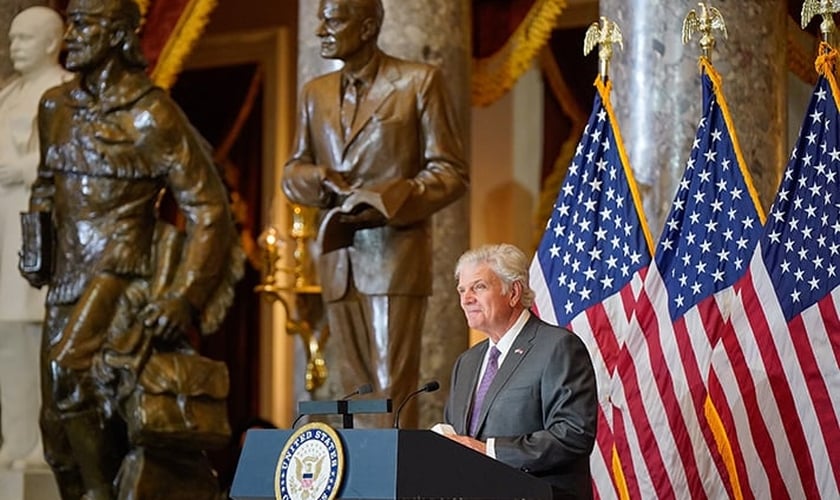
[445,244,598,499]
[20,0,241,498]
[283,0,468,428]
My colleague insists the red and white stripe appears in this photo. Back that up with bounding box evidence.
[709,247,840,499]
[531,260,647,499]
[610,264,732,499]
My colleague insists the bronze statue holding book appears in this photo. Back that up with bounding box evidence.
[283,0,468,428]
[19,0,243,498]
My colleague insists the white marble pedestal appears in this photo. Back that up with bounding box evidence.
[0,467,60,500]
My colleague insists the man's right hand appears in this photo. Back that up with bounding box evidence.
[336,206,387,230]
[322,169,355,198]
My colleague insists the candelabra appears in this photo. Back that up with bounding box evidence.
[255,204,328,392]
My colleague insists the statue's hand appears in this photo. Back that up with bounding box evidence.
[322,169,355,198]
[337,206,387,230]
[140,296,194,343]
[19,268,48,289]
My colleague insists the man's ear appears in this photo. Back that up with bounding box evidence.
[109,27,125,49]
[509,280,523,307]
[46,36,61,58]
[361,18,377,41]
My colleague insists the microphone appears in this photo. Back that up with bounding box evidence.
[291,383,374,428]
[291,411,307,429]
[393,381,440,429]
[341,383,373,400]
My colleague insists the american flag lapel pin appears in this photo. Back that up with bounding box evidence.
[514,348,524,355]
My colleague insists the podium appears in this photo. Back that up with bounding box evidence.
[231,428,554,499]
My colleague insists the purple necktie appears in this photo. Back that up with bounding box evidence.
[468,346,501,436]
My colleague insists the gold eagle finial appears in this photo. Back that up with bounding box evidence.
[682,3,728,60]
[584,16,623,80]
[802,0,840,41]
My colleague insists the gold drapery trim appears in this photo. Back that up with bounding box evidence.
[149,0,218,90]
[472,0,567,107]
[134,0,150,16]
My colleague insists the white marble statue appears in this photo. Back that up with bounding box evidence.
[0,6,71,470]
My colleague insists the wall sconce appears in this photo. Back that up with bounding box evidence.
[255,205,328,392]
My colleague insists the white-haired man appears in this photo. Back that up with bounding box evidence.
[445,243,598,499]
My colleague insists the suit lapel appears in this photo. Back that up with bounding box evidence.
[341,56,397,157]
[322,72,344,152]
[474,317,538,435]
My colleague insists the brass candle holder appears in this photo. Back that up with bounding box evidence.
[255,205,328,392]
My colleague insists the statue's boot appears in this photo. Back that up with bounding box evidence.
[62,409,124,499]
[50,464,86,500]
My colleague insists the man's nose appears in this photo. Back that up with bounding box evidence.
[315,21,327,37]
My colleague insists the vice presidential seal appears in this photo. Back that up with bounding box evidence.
[275,422,345,500]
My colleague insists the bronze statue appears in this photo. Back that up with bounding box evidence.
[283,0,468,428]
[19,0,243,498]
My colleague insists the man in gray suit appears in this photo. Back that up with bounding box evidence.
[283,0,468,427]
[444,243,597,499]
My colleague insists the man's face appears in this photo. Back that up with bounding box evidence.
[457,262,517,337]
[63,4,115,72]
[316,0,371,61]
[9,12,55,74]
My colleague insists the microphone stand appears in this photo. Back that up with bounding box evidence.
[393,381,440,429]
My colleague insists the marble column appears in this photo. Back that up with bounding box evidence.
[296,0,471,429]
[600,0,787,234]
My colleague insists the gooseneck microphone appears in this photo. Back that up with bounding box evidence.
[291,383,374,428]
[291,410,308,429]
[393,381,440,429]
[342,383,374,400]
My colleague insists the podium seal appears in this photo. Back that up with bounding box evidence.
[274,422,345,500]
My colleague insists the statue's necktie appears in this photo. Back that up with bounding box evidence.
[468,346,501,437]
[341,78,359,140]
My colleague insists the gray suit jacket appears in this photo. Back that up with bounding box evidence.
[444,314,597,499]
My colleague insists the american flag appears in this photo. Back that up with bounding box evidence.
[707,46,840,499]
[610,59,765,499]
[530,77,654,499]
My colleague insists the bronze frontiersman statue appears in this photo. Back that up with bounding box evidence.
[20,0,242,498]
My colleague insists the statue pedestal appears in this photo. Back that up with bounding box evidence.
[0,467,60,500]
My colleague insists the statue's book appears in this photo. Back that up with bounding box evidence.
[317,180,412,254]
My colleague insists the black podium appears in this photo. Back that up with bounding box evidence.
[230,428,554,499]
